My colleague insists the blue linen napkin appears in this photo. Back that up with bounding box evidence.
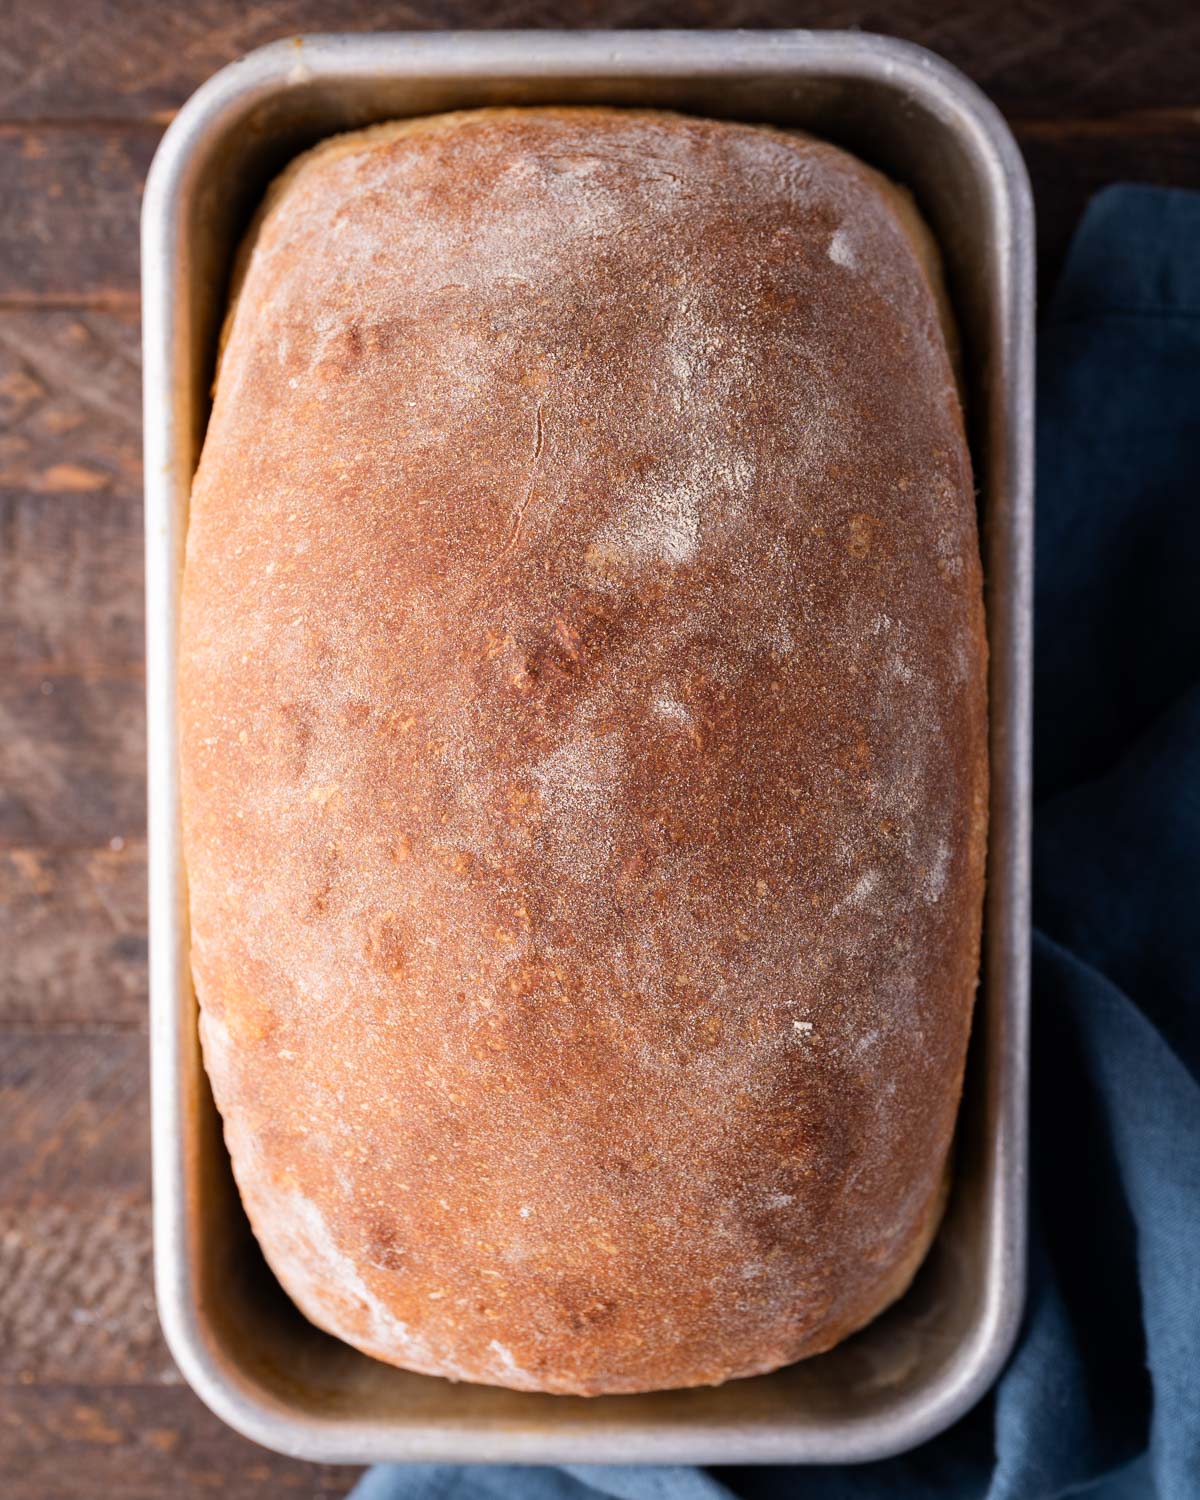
[350,185,1200,1500]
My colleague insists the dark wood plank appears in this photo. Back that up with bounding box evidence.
[1016,111,1200,291]
[1,1198,162,1385]
[0,487,143,668]
[897,0,1200,119]
[1,1032,155,1384]
[0,1386,360,1499]
[0,307,142,500]
[0,0,1197,123]
[0,316,147,1019]
[0,1033,147,1201]
[0,670,145,848]
[0,845,146,1027]
[0,126,156,304]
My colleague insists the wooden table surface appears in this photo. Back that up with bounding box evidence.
[2,2,1198,1495]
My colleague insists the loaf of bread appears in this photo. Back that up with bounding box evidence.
[179,107,987,1396]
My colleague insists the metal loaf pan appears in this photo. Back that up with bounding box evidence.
[143,29,1033,1466]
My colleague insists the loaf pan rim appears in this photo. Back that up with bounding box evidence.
[143,26,1033,1465]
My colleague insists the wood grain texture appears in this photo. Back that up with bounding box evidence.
[0,671,145,848]
[0,308,142,503]
[0,0,1197,1491]
[0,126,156,303]
[1016,111,1200,285]
[0,1200,164,1384]
[0,1033,159,1382]
[0,1387,359,1499]
[0,0,1198,122]
[0,1033,148,1199]
[0,845,146,1026]
[0,488,143,668]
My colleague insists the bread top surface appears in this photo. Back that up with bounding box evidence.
[180,106,987,1395]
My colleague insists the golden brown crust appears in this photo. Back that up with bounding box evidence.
[180,106,987,1396]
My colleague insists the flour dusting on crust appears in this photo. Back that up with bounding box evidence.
[181,107,988,1397]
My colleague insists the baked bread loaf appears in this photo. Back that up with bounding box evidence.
[180,107,987,1396]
